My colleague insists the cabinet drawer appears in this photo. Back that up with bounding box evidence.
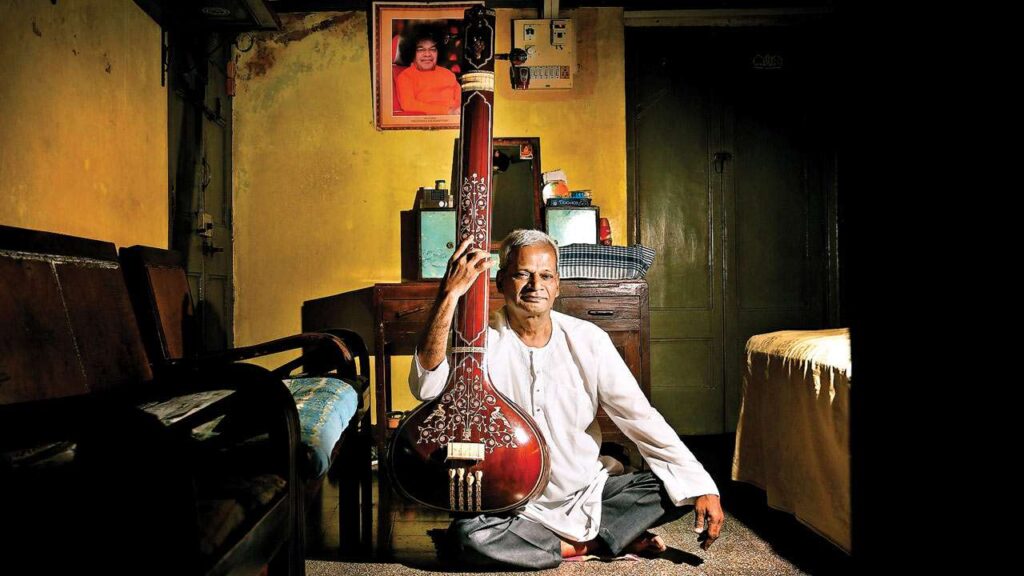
[557,297,640,321]
[380,298,506,324]
[379,300,435,323]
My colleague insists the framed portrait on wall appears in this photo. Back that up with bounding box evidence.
[372,2,482,130]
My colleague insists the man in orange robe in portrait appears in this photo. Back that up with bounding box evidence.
[396,32,460,115]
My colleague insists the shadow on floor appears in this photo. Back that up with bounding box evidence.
[683,433,853,576]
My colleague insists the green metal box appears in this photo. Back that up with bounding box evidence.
[402,209,498,280]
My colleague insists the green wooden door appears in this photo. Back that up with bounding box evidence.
[627,25,837,434]
[168,31,234,352]
[628,30,724,434]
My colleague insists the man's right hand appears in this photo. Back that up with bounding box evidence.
[441,236,494,301]
[693,494,725,550]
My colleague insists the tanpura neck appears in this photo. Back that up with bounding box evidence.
[506,309,553,348]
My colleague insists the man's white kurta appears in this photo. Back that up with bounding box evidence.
[410,308,719,543]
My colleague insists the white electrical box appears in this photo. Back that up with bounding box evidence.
[512,19,574,89]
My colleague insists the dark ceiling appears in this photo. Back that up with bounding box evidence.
[266,0,838,13]
[132,0,836,32]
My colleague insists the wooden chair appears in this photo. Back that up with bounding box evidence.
[119,245,373,557]
[0,224,303,575]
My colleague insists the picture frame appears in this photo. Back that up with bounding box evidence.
[372,2,482,130]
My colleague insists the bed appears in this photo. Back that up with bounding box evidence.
[732,328,851,553]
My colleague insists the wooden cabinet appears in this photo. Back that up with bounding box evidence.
[365,280,650,461]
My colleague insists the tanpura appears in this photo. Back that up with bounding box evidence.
[387,5,549,514]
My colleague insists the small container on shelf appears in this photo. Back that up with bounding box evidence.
[386,411,406,430]
[599,217,612,245]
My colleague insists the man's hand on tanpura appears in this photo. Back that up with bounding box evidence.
[441,236,493,299]
[416,237,493,370]
[693,494,725,550]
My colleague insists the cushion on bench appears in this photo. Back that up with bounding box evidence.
[137,378,359,479]
[284,376,358,478]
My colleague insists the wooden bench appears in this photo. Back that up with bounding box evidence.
[0,225,319,575]
[119,245,373,556]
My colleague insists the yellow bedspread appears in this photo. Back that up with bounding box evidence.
[732,328,851,553]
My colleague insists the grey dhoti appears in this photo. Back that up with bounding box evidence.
[448,471,690,570]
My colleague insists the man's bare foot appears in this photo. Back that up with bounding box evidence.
[625,531,667,555]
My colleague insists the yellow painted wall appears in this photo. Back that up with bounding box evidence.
[0,0,167,249]
[233,8,625,414]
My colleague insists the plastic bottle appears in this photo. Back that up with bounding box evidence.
[599,218,612,245]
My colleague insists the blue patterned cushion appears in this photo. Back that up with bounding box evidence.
[283,377,358,478]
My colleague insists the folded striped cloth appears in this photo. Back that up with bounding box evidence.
[557,244,656,280]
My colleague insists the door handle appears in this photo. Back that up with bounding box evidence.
[395,305,427,319]
[713,151,733,174]
[202,242,224,255]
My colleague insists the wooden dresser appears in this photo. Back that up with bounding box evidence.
[303,279,649,552]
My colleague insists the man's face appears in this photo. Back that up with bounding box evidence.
[499,244,560,318]
[414,39,438,70]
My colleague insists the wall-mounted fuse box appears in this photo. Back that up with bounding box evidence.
[512,19,575,89]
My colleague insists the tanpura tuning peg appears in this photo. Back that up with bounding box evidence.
[496,48,528,66]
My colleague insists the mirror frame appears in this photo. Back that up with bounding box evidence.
[450,136,544,250]
[493,136,543,237]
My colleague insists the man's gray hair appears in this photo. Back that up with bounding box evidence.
[498,229,559,272]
